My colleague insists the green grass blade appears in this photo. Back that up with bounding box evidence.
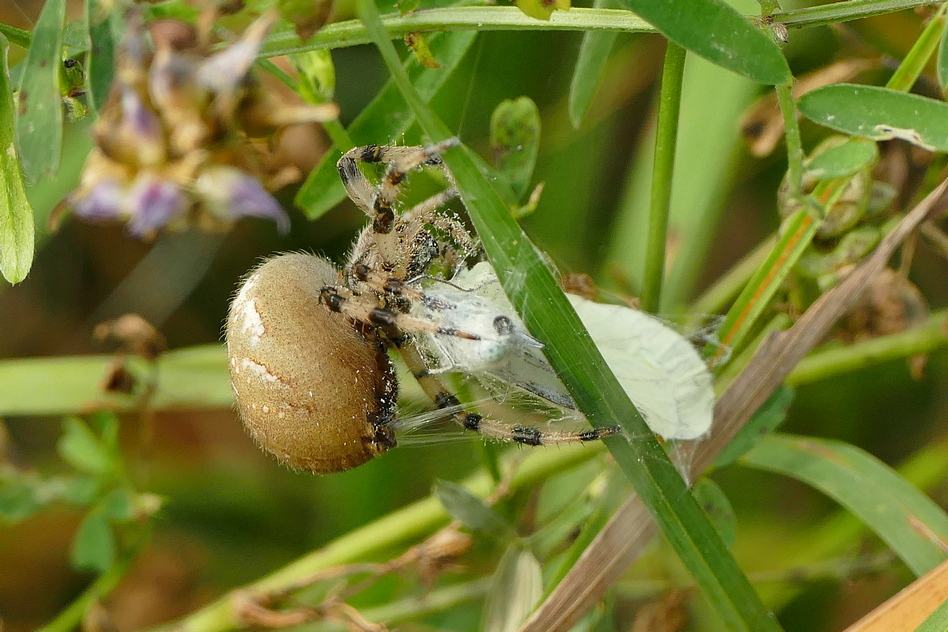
[567,0,620,128]
[915,589,948,632]
[356,1,781,628]
[741,434,948,576]
[294,30,476,219]
[15,0,66,182]
[0,34,33,284]
[885,1,946,92]
[706,209,820,365]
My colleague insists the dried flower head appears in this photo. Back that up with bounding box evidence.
[62,11,338,238]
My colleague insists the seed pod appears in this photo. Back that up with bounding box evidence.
[226,254,397,473]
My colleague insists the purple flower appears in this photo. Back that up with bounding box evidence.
[195,166,290,234]
[126,173,189,236]
[71,178,126,220]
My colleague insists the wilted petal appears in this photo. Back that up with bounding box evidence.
[196,165,290,234]
[126,173,189,236]
[117,88,166,166]
[197,12,275,99]
[72,179,127,220]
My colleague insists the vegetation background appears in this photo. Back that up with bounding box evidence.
[1,0,948,631]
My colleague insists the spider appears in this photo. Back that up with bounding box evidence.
[225,140,620,473]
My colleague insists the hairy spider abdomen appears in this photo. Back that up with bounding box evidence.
[226,254,397,473]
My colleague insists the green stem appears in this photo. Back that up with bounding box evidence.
[39,524,150,632]
[259,8,652,57]
[38,562,132,632]
[0,23,31,49]
[641,43,685,313]
[776,83,803,201]
[153,443,605,632]
[306,579,491,632]
[786,309,948,386]
[253,1,938,58]
[773,0,941,29]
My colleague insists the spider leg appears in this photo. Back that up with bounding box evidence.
[320,286,482,341]
[396,341,621,446]
[337,139,459,235]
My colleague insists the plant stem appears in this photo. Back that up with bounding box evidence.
[773,0,942,29]
[39,524,150,632]
[254,1,938,58]
[304,579,491,632]
[787,309,948,386]
[776,83,803,201]
[38,561,133,632]
[642,43,685,313]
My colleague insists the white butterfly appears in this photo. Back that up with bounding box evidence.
[412,262,715,441]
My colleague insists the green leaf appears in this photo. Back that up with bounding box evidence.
[741,434,948,576]
[356,1,782,628]
[692,478,737,548]
[623,0,790,85]
[103,488,134,522]
[70,507,116,573]
[715,386,794,468]
[490,97,541,200]
[483,543,543,632]
[88,411,120,456]
[798,85,948,152]
[58,418,111,475]
[0,34,34,284]
[0,476,43,522]
[295,30,476,220]
[0,23,31,50]
[434,480,514,540]
[63,475,101,505]
[15,0,66,182]
[804,138,878,180]
[84,0,116,115]
[569,0,619,128]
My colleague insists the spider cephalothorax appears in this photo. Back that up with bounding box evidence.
[225,140,619,473]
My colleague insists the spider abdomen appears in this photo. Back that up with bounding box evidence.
[226,254,397,473]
